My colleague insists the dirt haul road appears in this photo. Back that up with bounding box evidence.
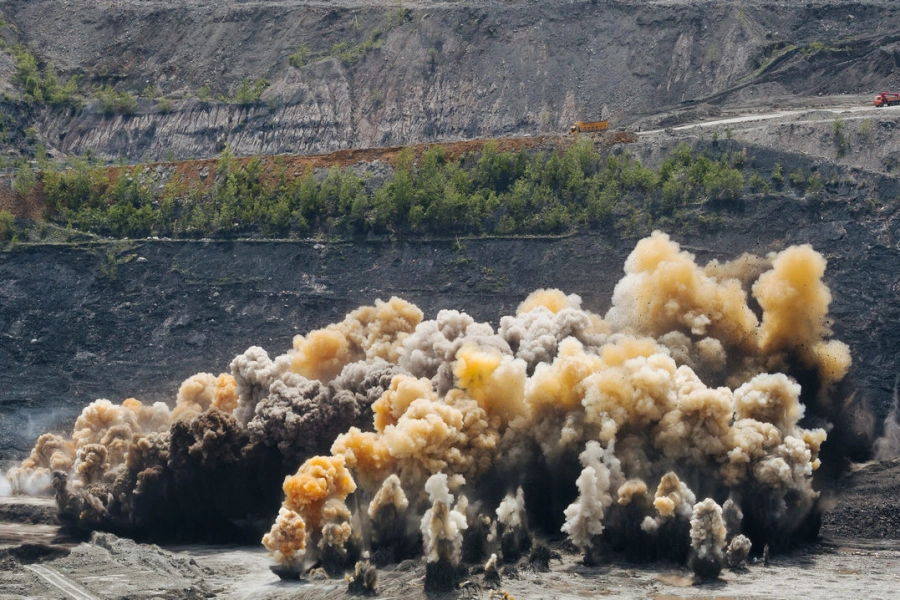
[638,95,900,136]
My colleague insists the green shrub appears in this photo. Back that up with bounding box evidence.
[233,79,269,105]
[703,162,744,202]
[331,30,383,65]
[13,165,36,195]
[10,45,80,108]
[748,172,770,194]
[35,144,50,170]
[97,86,137,115]
[390,2,411,26]
[803,40,826,56]
[833,116,849,157]
[857,118,875,143]
[118,91,138,115]
[801,40,847,57]
[806,172,824,199]
[771,163,784,188]
[427,47,439,70]
[288,43,309,68]
[584,181,616,228]
[0,209,14,241]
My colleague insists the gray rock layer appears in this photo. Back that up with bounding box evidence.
[3,0,900,160]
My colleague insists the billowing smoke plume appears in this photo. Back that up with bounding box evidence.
[606,232,850,393]
[262,507,307,567]
[493,486,531,561]
[5,233,857,586]
[6,433,73,495]
[288,297,422,382]
[561,441,620,555]
[726,534,753,569]
[421,473,468,591]
[262,454,362,575]
[498,289,608,371]
[399,309,511,395]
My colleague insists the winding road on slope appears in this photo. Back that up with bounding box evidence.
[638,99,900,136]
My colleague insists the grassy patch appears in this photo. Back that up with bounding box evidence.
[35,139,763,242]
[748,44,797,79]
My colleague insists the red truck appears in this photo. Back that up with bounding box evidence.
[874,92,900,107]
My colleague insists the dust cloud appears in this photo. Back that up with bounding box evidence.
[5,231,856,588]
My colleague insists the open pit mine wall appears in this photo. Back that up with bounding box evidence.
[2,208,900,464]
[1,0,900,161]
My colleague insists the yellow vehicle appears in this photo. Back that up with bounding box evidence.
[569,120,609,134]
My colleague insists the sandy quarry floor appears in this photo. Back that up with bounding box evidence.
[184,539,900,600]
[2,512,899,600]
[4,460,900,599]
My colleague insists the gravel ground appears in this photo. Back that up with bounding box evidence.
[4,458,900,600]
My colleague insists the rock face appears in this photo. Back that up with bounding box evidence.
[2,0,900,161]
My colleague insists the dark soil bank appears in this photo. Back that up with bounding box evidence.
[6,0,900,161]
[2,178,900,461]
[0,235,624,459]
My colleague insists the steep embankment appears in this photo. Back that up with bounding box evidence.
[2,0,900,161]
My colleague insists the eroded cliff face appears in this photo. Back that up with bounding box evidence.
[2,0,900,161]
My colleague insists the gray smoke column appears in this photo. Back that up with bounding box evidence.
[494,486,531,561]
[230,346,282,424]
[726,534,752,569]
[722,498,743,540]
[366,474,415,564]
[421,473,468,591]
[317,498,357,574]
[562,441,621,553]
[689,498,726,580]
[347,556,378,594]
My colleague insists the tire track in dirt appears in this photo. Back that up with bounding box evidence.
[23,564,101,600]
